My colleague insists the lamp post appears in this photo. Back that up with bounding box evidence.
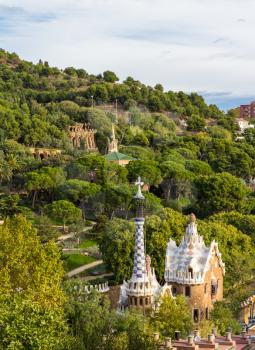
[115,99,118,123]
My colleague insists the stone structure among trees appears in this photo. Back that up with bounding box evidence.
[29,147,62,159]
[165,213,225,322]
[68,123,97,151]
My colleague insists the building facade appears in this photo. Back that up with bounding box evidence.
[164,213,225,322]
[240,102,255,118]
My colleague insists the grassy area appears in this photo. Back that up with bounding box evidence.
[77,239,98,249]
[63,253,97,272]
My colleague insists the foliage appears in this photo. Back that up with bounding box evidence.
[0,215,68,349]
[47,200,82,229]
[211,301,241,335]
[194,172,250,217]
[64,280,155,350]
[152,295,193,338]
[97,218,135,281]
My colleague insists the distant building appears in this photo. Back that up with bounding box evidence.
[105,124,135,166]
[237,118,254,134]
[240,102,255,118]
[165,213,225,323]
[29,147,62,160]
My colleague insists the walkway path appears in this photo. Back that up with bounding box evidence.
[66,259,103,278]
[83,272,114,281]
[58,223,96,241]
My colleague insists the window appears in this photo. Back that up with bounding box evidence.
[205,307,209,320]
[140,298,143,306]
[134,298,137,306]
[188,267,193,279]
[185,286,191,297]
[134,283,137,289]
[145,298,148,305]
[193,309,199,323]
[211,280,217,297]
[173,286,177,296]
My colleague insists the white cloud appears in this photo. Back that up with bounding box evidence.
[0,0,255,108]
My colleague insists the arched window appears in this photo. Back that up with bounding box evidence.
[211,280,217,297]
[172,286,177,296]
[145,298,148,305]
[193,309,199,323]
[140,298,143,306]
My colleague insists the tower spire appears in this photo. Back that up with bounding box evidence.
[131,177,147,281]
[108,123,118,153]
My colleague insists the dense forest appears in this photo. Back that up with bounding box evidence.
[0,48,254,348]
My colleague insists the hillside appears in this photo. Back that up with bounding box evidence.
[1,48,255,347]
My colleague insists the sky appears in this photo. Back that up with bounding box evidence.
[0,0,255,110]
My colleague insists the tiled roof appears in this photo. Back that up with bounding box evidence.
[105,151,135,161]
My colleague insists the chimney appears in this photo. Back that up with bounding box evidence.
[175,331,180,340]
[194,329,199,338]
[226,332,232,341]
[165,337,172,349]
[188,335,194,345]
[208,334,214,343]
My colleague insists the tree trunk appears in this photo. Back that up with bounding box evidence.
[32,190,37,209]
[81,199,86,221]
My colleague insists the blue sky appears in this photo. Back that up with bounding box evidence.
[0,0,255,111]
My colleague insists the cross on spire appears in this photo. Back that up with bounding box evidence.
[134,176,144,200]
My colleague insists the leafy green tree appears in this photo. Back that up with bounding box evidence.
[194,172,250,217]
[152,295,193,338]
[160,161,194,201]
[127,160,162,187]
[97,218,135,281]
[64,280,156,350]
[47,200,82,230]
[26,167,65,208]
[209,211,255,238]
[64,280,114,350]
[35,215,59,242]
[185,160,213,176]
[103,184,133,218]
[0,215,68,348]
[103,70,119,83]
[58,179,101,219]
[211,301,241,335]
[0,194,23,217]
[187,114,206,131]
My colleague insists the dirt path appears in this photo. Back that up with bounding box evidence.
[66,259,103,278]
